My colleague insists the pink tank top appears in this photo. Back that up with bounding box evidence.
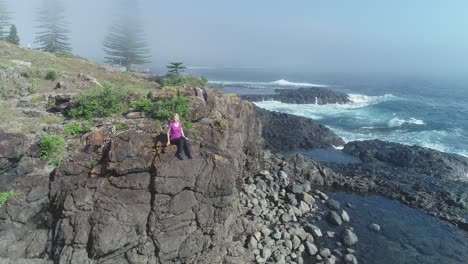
[169,122,182,140]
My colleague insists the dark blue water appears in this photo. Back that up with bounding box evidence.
[189,68,468,157]
[315,192,468,264]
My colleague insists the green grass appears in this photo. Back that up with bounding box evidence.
[64,122,92,135]
[0,63,12,69]
[39,135,65,166]
[115,123,129,131]
[0,191,19,208]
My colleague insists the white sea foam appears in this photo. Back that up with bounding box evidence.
[209,79,329,88]
[254,96,468,158]
[328,126,468,158]
[387,117,426,128]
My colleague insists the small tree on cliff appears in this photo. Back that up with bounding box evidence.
[0,0,12,38]
[5,24,19,45]
[166,62,186,76]
[34,0,72,53]
[103,0,150,71]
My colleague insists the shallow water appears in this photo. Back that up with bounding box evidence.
[313,192,468,264]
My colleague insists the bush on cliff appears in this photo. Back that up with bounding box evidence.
[130,95,192,128]
[160,75,207,87]
[64,122,92,135]
[67,83,129,119]
[39,135,65,166]
[0,191,19,208]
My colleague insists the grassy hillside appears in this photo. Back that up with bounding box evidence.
[0,40,160,135]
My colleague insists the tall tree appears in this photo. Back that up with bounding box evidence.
[35,0,71,53]
[166,62,186,76]
[0,0,12,38]
[5,24,19,45]
[103,0,150,71]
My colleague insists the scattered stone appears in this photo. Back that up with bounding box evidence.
[305,224,322,239]
[281,213,291,223]
[327,231,335,238]
[327,211,343,226]
[304,241,318,256]
[344,254,358,264]
[262,248,272,260]
[292,235,301,250]
[341,210,350,222]
[327,199,340,211]
[370,223,381,232]
[248,236,258,249]
[299,192,315,205]
[287,183,304,194]
[319,248,331,258]
[315,190,329,200]
[342,229,358,247]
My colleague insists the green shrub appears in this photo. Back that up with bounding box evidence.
[160,75,208,87]
[45,69,59,81]
[64,122,92,135]
[129,97,153,115]
[153,96,192,128]
[115,123,129,131]
[0,191,19,208]
[0,81,16,99]
[67,83,129,119]
[128,95,192,128]
[39,135,65,166]
[0,63,11,69]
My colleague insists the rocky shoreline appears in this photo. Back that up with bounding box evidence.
[240,87,351,105]
[323,140,468,231]
[237,168,359,264]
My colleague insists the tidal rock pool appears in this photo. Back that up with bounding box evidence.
[314,192,468,264]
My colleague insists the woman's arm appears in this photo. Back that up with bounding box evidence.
[166,125,171,146]
[181,127,186,139]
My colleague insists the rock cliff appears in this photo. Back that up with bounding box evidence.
[0,87,343,263]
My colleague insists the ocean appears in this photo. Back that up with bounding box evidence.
[189,68,468,157]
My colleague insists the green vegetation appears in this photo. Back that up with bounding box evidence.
[67,83,129,119]
[129,97,152,115]
[39,135,65,166]
[0,79,15,99]
[40,114,63,125]
[64,122,92,135]
[129,95,192,128]
[35,0,71,53]
[103,0,150,71]
[0,63,11,69]
[166,62,186,75]
[4,24,19,45]
[161,75,208,87]
[115,123,129,131]
[45,69,58,81]
[54,52,75,59]
[0,191,19,208]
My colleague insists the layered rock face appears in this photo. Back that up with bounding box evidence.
[4,87,333,263]
[240,87,351,105]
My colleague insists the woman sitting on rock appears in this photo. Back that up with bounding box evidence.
[166,113,192,160]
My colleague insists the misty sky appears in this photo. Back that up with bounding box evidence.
[4,0,468,77]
